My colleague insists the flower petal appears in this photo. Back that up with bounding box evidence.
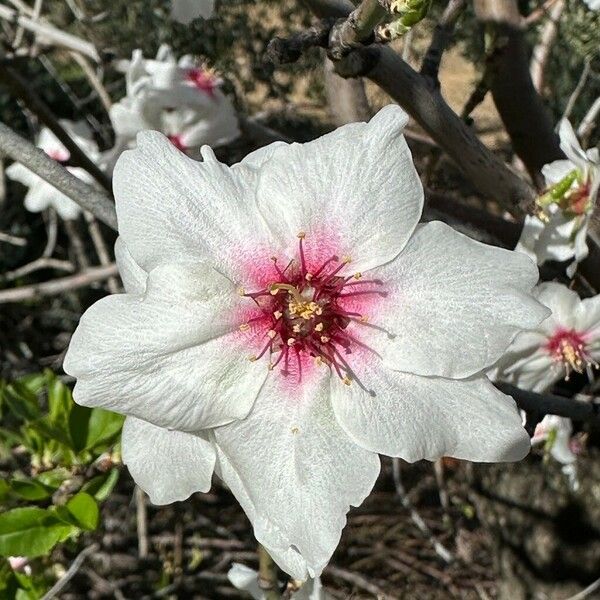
[541,159,576,186]
[558,119,588,171]
[64,262,268,431]
[214,370,380,579]
[113,132,275,281]
[122,416,216,504]
[365,221,548,378]
[114,237,147,294]
[331,363,530,462]
[254,105,423,273]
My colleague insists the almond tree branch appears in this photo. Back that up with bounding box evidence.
[0,123,117,230]
[0,62,111,190]
[473,0,563,182]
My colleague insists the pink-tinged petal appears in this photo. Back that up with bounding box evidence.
[113,132,276,281]
[331,362,530,463]
[364,221,549,379]
[214,369,380,579]
[64,262,268,431]
[122,416,216,504]
[254,105,424,274]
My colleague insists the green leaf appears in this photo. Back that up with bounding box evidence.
[0,507,76,558]
[0,480,11,503]
[9,478,55,502]
[64,493,99,531]
[3,383,40,422]
[81,469,119,502]
[46,377,73,433]
[69,406,123,454]
[27,418,72,449]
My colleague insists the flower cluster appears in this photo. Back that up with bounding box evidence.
[5,122,98,220]
[516,119,599,277]
[108,45,239,163]
[64,105,548,580]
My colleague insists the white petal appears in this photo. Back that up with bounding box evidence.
[64,262,268,431]
[171,0,215,22]
[122,416,216,504]
[5,162,38,187]
[541,159,576,186]
[558,119,588,171]
[214,370,380,579]
[583,0,600,10]
[254,105,423,274]
[114,237,147,294]
[331,363,530,462]
[364,221,549,378]
[113,131,275,281]
[227,564,263,600]
[534,281,582,329]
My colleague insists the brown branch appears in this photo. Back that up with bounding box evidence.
[324,57,372,125]
[473,0,563,183]
[0,123,117,230]
[529,0,564,93]
[0,264,118,303]
[0,62,111,191]
[257,545,281,600]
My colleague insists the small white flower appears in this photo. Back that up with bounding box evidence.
[516,119,599,277]
[64,105,548,579]
[227,563,330,599]
[492,281,600,392]
[171,0,215,23]
[531,414,577,465]
[109,46,239,160]
[583,0,600,10]
[5,122,98,220]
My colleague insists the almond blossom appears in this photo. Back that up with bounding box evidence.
[492,282,600,393]
[516,119,600,277]
[532,415,577,466]
[5,122,98,220]
[108,45,239,162]
[583,0,600,10]
[64,105,548,580]
[227,563,330,599]
[171,0,215,23]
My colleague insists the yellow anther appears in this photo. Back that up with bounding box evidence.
[292,324,301,333]
[239,323,250,332]
[305,273,313,281]
[268,363,275,371]
[237,286,246,296]
[343,376,352,386]
[320,335,330,343]
[315,306,323,316]
[315,356,324,366]
[267,329,277,339]
[287,338,296,346]
[297,231,306,239]
[291,427,299,434]
[248,355,257,362]
[359,315,369,323]
[353,272,362,280]
[273,310,283,320]
[315,323,324,332]
[342,255,352,264]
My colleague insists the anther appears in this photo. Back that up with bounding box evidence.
[248,355,257,362]
[342,255,352,264]
[274,310,283,320]
[267,330,277,339]
[287,338,296,346]
[315,323,324,332]
[239,323,250,332]
[297,231,306,239]
[343,376,352,386]
[237,286,246,296]
[321,335,330,343]
[353,272,362,280]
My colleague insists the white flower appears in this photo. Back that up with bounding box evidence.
[227,563,330,599]
[583,0,600,10]
[64,105,548,579]
[531,415,577,465]
[5,122,98,220]
[171,0,215,23]
[492,281,600,392]
[109,46,239,160]
[516,119,600,277]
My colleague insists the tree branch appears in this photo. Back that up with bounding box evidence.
[0,123,117,230]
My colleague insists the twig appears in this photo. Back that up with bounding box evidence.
[562,59,591,123]
[0,263,118,303]
[40,543,99,600]
[529,0,565,93]
[42,207,58,257]
[0,123,117,230]
[2,257,74,282]
[0,3,99,60]
[0,231,27,246]
[258,544,281,600]
[496,382,600,424]
[564,576,600,600]
[420,0,466,82]
[0,64,111,190]
[577,96,600,147]
[523,0,561,26]
[69,51,112,113]
[391,458,454,564]
[84,212,119,294]
[64,219,90,270]
[326,564,389,597]
[135,485,149,559]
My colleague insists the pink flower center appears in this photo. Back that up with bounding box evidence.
[239,233,387,387]
[46,148,70,163]
[546,328,595,380]
[185,68,218,99]
[168,134,188,153]
[565,181,591,215]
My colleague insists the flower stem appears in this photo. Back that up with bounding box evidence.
[258,544,281,600]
